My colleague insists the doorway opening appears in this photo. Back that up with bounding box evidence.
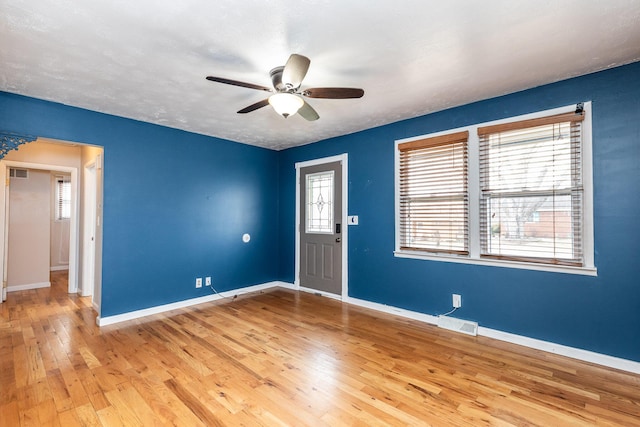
[1,161,79,295]
[0,139,104,316]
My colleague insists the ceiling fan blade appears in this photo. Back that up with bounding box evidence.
[206,76,272,92]
[298,100,319,121]
[282,54,310,89]
[303,87,364,99]
[237,99,270,114]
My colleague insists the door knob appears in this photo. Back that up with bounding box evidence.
[336,237,341,243]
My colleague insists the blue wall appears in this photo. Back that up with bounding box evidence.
[278,62,640,362]
[2,61,638,362]
[0,92,280,317]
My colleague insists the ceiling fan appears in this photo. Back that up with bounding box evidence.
[206,54,364,121]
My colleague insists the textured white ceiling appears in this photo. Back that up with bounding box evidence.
[2,1,640,150]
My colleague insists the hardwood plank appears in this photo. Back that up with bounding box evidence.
[12,342,29,388]
[15,377,52,413]
[127,375,184,426]
[103,383,148,426]
[164,378,225,426]
[56,409,83,427]
[95,405,126,426]
[35,398,58,425]
[78,346,102,370]
[56,358,91,408]
[121,379,170,425]
[31,321,58,373]
[25,343,47,384]
[0,400,21,427]
[74,365,111,411]
[46,368,74,412]
[144,374,207,427]
[19,406,40,427]
[74,402,102,427]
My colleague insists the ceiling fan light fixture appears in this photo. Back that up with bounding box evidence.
[268,93,304,118]
[207,53,364,121]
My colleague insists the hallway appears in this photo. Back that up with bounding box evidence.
[2,271,93,321]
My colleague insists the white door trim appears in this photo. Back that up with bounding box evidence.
[82,162,97,299]
[295,153,348,299]
[0,160,79,294]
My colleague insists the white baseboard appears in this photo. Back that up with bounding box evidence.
[346,296,640,375]
[7,281,51,292]
[95,280,640,374]
[96,281,291,327]
[7,282,51,292]
[274,281,296,290]
[298,285,342,301]
[50,265,69,272]
[347,296,440,325]
[479,327,640,375]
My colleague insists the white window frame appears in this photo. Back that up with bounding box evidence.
[55,175,72,221]
[394,102,596,276]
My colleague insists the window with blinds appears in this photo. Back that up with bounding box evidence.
[56,176,71,221]
[478,112,585,266]
[395,103,594,275]
[398,131,469,255]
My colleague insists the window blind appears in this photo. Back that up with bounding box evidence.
[398,131,469,255]
[56,177,71,220]
[478,112,584,266]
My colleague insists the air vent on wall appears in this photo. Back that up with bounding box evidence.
[9,168,28,179]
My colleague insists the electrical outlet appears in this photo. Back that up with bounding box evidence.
[205,277,211,286]
[453,294,462,308]
[195,278,203,288]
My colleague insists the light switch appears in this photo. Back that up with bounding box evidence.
[347,215,359,225]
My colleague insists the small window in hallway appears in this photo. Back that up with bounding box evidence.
[55,175,71,220]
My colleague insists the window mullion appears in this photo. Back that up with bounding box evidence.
[467,129,481,258]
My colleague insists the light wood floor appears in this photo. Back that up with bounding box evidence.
[1,272,639,426]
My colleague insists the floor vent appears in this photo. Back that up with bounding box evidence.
[437,315,478,336]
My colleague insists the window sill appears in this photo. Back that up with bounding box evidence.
[394,250,597,277]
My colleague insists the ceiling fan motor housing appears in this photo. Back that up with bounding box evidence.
[270,66,286,91]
